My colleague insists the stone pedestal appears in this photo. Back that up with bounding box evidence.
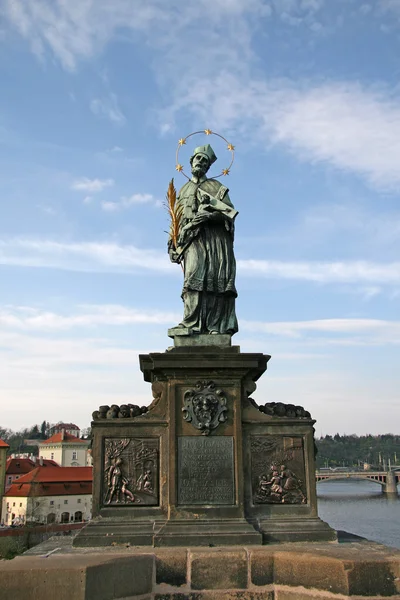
[74,341,336,547]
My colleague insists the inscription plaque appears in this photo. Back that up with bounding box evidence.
[178,436,235,505]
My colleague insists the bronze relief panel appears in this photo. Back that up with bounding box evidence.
[251,435,307,505]
[103,437,159,506]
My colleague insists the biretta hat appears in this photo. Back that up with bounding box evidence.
[191,144,217,165]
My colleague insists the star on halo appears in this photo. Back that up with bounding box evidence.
[222,168,230,176]
[204,129,213,135]
[227,143,235,151]
[178,138,186,146]
[175,164,183,172]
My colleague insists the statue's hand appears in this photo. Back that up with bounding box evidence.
[169,248,182,264]
[190,209,212,227]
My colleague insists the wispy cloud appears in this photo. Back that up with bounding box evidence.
[1,304,399,347]
[90,94,126,124]
[242,317,400,344]
[238,258,400,284]
[71,177,114,193]
[6,1,400,190]
[0,304,179,330]
[165,74,400,191]
[0,238,174,273]
[101,193,157,212]
[0,238,400,283]
[2,0,269,70]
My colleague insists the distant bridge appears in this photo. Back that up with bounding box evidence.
[316,470,399,494]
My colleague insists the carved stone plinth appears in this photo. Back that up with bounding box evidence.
[74,343,336,547]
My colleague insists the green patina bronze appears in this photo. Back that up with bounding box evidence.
[168,144,238,337]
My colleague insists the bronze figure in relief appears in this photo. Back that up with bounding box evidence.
[251,436,307,505]
[103,438,159,506]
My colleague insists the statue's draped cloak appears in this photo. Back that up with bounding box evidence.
[172,178,238,335]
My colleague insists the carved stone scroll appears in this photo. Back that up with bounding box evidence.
[103,437,159,506]
[251,436,307,505]
[182,380,227,435]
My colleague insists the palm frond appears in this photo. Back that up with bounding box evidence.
[165,178,183,251]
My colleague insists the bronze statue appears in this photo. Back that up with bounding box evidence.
[168,138,238,337]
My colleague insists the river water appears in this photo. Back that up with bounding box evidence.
[317,480,400,549]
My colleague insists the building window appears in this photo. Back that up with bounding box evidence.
[7,476,12,484]
[51,453,54,460]
[15,476,19,480]
[64,499,68,505]
[13,502,15,507]
[19,503,22,507]
[77,498,81,504]
[35,501,39,507]
[50,500,54,506]
[72,451,77,460]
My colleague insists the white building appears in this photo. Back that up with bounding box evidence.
[39,430,89,467]
[2,466,92,525]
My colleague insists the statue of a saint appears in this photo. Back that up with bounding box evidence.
[168,144,238,336]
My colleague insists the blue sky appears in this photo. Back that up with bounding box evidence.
[0,0,399,434]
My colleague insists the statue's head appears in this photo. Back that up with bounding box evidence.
[190,144,217,178]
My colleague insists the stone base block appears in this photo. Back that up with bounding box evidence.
[257,517,337,543]
[170,333,232,347]
[73,518,166,547]
[2,535,400,599]
[0,553,153,600]
[154,519,263,547]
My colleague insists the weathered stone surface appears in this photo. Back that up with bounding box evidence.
[345,559,400,596]
[190,549,248,590]
[155,595,201,600]
[154,519,262,547]
[0,553,154,600]
[172,334,232,347]
[156,594,273,600]
[250,550,274,586]
[3,538,400,599]
[274,591,339,600]
[273,552,350,595]
[156,549,188,587]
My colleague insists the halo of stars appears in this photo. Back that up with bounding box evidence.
[175,129,235,180]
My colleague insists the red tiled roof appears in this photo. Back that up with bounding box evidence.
[5,481,92,498]
[0,439,10,448]
[41,459,59,467]
[4,466,93,497]
[41,432,88,444]
[6,458,35,475]
[13,466,92,483]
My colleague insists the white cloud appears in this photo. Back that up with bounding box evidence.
[242,317,400,344]
[102,193,156,211]
[238,258,400,284]
[90,94,126,124]
[71,177,114,193]
[0,304,180,330]
[7,1,400,191]
[0,238,174,273]
[2,0,267,73]
[1,304,399,348]
[0,238,400,283]
[165,74,400,191]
